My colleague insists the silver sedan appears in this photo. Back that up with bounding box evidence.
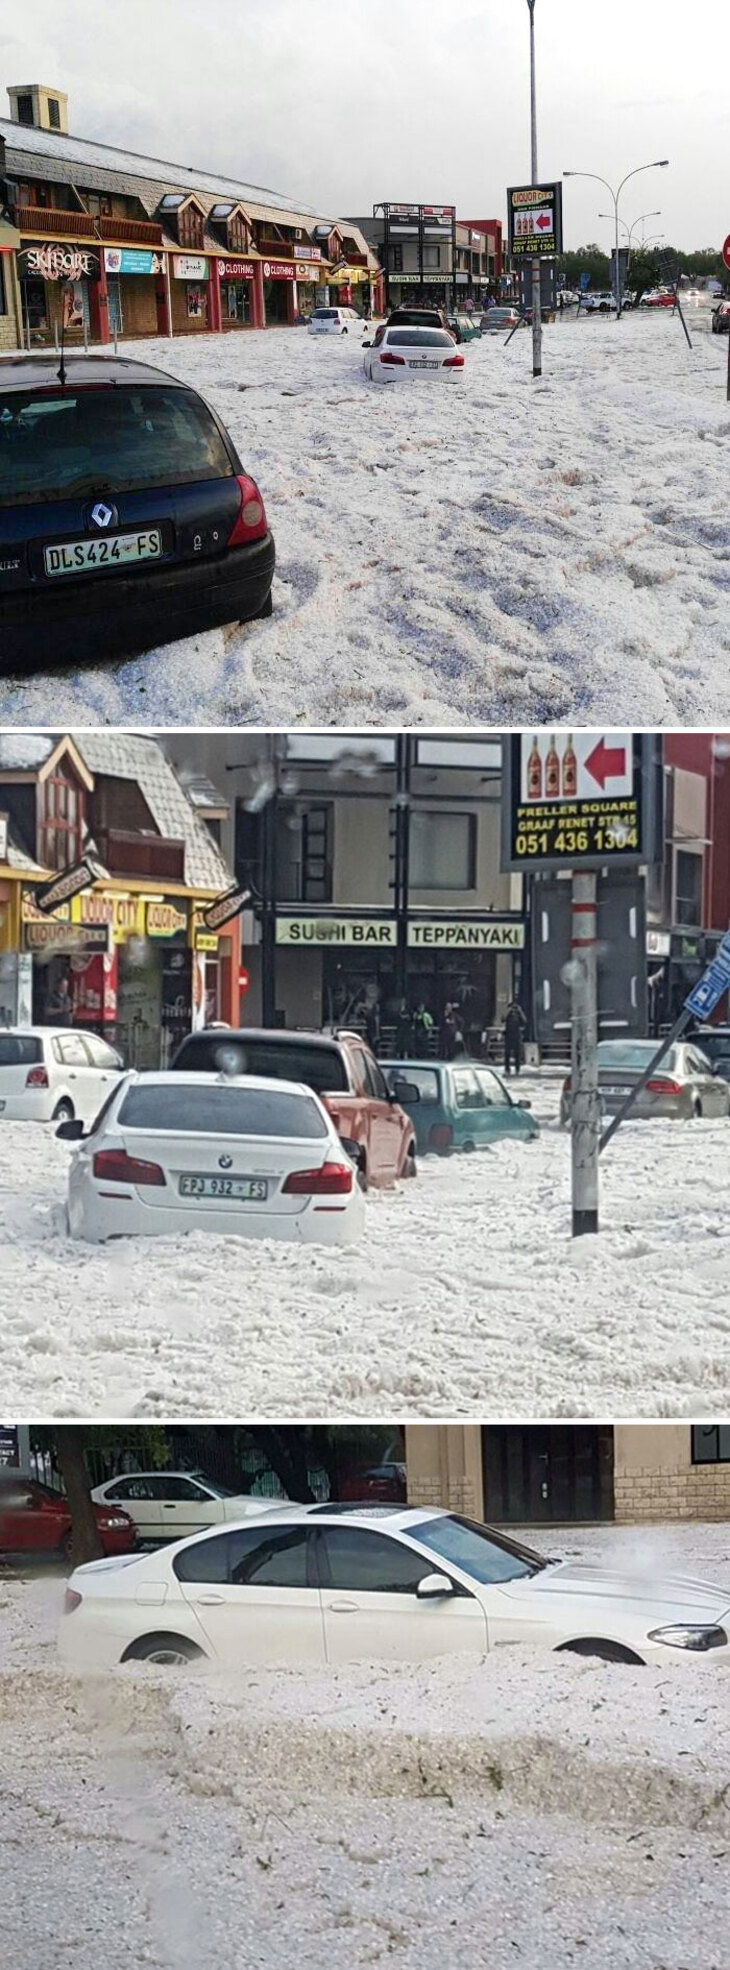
[560,1039,730,1127]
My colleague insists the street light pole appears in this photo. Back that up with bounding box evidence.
[526,0,542,377]
[564,161,668,317]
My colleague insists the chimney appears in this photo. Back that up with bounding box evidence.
[7,84,69,136]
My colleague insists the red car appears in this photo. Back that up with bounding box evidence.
[0,1473,136,1561]
[640,290,676,309]
[171,1026,418,1189]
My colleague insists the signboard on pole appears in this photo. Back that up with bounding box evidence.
[34,855,104,914]
[507,183,563,258]
[722,235,730,272]
[501,733,652,872]
[203,883,252,932]
[684,931,730,1020]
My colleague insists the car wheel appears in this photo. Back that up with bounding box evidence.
[356,1156,368,1193]
[402,1144,417,1179]
[59,1529,74,1566]
[556,1638,645,1665]
[53,1098,75,1123]
[692,1099,703,1119]
[121,1634,205,1668]
[462,1140,476,1154]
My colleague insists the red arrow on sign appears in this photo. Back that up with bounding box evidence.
[536,214,552,230]
[584,738,627,789]
[722,234,730,272]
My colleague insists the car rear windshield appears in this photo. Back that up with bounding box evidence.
[0,385,234,506]
[386,329,454,348]
[0,1035,43,1066]
[118,1084,328,1137]
[596,1042,672,1070]
[313,310,339,320]
[174,1035,350,1095]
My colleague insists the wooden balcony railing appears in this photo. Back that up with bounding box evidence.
[13,206,163,247]
[93,830,186,883]
[99,215,163,246]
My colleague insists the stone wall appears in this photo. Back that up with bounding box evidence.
[614,1463,730,1522]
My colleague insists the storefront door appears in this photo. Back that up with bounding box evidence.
[107,277,123,336]
[482,1427,615,1523]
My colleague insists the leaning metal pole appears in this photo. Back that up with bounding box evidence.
[527,0,543,377]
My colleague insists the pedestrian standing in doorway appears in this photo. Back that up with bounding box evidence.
[395,1000,414,1054]
[365,1000,381,1054]
[47,973,73,1026]
[412,1001,434,1058]
[503,999,527,1076]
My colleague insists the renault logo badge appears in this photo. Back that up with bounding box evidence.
[90,502,114,529]
[218,1154,233,1171]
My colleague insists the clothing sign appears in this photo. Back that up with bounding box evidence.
[507,183,563,259]
[172,255,209,281]
[219,259,256,280]
[262,260,297,281]
[276,918,396,946]
[407,921,525,950]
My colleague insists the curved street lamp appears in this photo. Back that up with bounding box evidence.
[564,161,669,316]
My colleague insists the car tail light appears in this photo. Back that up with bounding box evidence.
[562,1077,571,1092]
[92,1150,166,1187]
[26,1064,49,1088]
[429,1123,454,1152]
[646,1077,682,1096]
[64,1588,82,1614]
[282,1162,354,1195]
[380,352,406,366]
[227,473,268,547]
[443,354,465,368]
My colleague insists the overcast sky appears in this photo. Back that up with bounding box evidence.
[3,0,726,249]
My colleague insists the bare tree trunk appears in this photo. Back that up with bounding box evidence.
[53,1428,102,1566]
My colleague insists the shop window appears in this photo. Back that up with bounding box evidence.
[38,772,84,870]
[424,246,441,269]
[275,802,333,902]
[178,204,204,250]
[86,192,113,219]
[410,811,476,891]
[675,850,703,927]
[389,244,403,273]
[692,1425,730,1464]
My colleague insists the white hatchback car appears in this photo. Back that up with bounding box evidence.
[0,1026,124,1124]
[363,324,465,383]
[308,306,363,334]
[91,1470,277,1543]
[59,1505,730,1672]
[61,1069,365,1247]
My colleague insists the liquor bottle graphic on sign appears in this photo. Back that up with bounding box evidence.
[545,735,560,799]
[527,737,542,800]
[562,734,577,798]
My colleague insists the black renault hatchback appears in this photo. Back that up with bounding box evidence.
[0,353,275,666]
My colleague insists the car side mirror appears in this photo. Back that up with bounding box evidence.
[516,1098,532,1110]
[56,1118,86,1141]
[417,1572,455,1601]
[392,1079,421,1104]
[362,340,371,348]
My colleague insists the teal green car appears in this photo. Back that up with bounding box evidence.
[381,1058,539,1155]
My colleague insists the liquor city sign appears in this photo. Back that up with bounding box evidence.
[506,183,563,259]
[501,733,652,872]
[20,244,99,281]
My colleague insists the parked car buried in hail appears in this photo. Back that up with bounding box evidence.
[0,1027,124,1124]
[58,1504,730,1671]
[308,306,364,334]
[0,354,275,666]
[59,1070,366,1246]
[0,1471,135,1562]
[363,325,465,383]
[91,1470,278,1542]
[381,1059,539,1156]
[170,1027,418,1190]
[560,1039,730,1127]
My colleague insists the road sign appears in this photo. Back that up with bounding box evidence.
[507,182,563,259]
[578,272,590,290]
[501,733,652,872]
[722,235,730,272]
[684,931,730,1020]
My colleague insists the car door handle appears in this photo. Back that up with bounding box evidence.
[162,1504,177,1510]
[328,1599,359,1613]
[194,1593,225,1605]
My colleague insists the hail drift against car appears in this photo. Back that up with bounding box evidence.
[0,354,275,665]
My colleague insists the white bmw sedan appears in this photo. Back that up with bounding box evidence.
[91,1470,277,1542]
[60,1070,365,1247]
[58,1505,730,1672]
[363,324,465,384]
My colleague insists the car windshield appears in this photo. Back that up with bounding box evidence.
[186,1470,240,1497]
[384,1065,440,1104]
[387,329,454,348]
[414,1514,547,1583]
[596,1042,674,1072]
[0,384,234,505]
[174,1035,350,1096]
[117,1084,328,1137]
[0,1035,43,1066]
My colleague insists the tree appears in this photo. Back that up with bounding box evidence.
[53,1427,103,1565]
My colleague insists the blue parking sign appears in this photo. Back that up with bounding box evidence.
[685,931,730,1020]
